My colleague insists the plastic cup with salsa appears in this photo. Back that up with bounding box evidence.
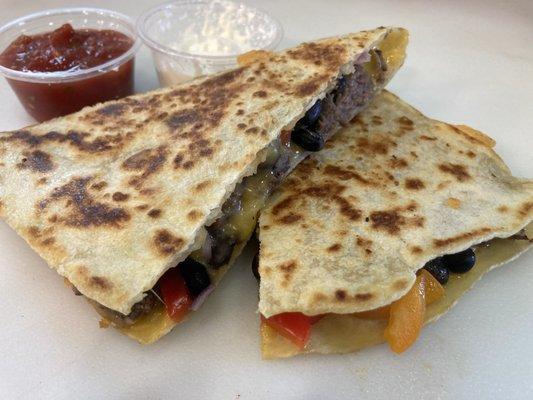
[0,8,141,122]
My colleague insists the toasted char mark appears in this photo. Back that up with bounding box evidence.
[333,195,361,221]
[245,126,259,135]
[17,150,55,172]
[312,292,328,304]
[287,42,346,72]
[91,181,107,190]
[271,196,296,216]
[420,135,436,141]
[335,290,346,301]
[154,229,185,255]
[194,180,212,193]
[302,182,346,198]
[90,276,113,290]
[433,227,492,247]
[405,178,425,190]
[438,163,471,182]
[355,293,373,301]
[278,260,297,286]
[147,209,161,218]
[369,212,398,235]
[371,115,383,125]
[324,164,371,185]
[356,137,392,155]
[394,279,409,290]
[466,150,476,158]
[518,202,532,217]
[96,103,126,117]
[327,243,342,252]
[497,205,508,213]
[112,192,129,202]
[410,246,423,254]
[187,210,203,222]
[42,177,130,228]
[388,156,408,169]
[279,213,302,224]
[369,205,425,235]
[253,90,267,98]
[136,204,149,211]
[397,116,414,130]
[295,80,321,97]
[1,130,118,153]
[41,237,55,246]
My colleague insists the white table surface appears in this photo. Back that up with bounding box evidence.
[0,1,532,399]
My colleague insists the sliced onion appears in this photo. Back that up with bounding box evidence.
[190,284,215,311]
[355,51,371,64]
[201,233,213,261]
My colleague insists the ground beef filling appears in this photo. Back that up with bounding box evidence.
[316,64,375,135]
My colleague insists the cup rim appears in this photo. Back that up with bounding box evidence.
[0,7,141,83]
[137,0,284,62]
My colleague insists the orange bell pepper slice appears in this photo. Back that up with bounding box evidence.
[384,274,426,354]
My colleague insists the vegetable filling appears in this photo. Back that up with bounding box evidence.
[261,231,531,352]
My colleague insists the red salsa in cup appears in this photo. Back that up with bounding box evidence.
[0,23,135,121]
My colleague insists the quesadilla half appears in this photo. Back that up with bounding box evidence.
[0,27,408,343]
[257,90,532,358]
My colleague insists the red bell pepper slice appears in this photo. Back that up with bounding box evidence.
[262,312,323,349]
[159,268,192,322]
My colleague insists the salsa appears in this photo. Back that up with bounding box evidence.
[0,23,135,121]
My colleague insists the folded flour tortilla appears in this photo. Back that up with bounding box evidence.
[258,90,532,358]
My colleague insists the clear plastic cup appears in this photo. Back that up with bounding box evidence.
[0,8,141,121]
[137,0,283,87]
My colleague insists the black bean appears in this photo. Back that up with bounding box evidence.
[291,126,325,152]
[442,248,476,273]
[423,257,449,285]
[180,258,211,296]
[303,99,322,125]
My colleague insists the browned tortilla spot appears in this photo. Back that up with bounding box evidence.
[42,177,130,228]
[324,164,371,185]
[147,209,161,218]
[187,210,203,221]
[433,227,492,247]
[279,213,302,224]
[410,246,422,254]
[96,103,126,117]
[154,229,185,255]
[112,192,129,202]
[90,276,113,290]
[388,156,408,169]
[517,202,532,217]
[17,150,55,172]
[327,243,342,252]
[438,163,471,182]
[405,178,425,190]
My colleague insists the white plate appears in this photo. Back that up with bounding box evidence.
[0,1,532,399]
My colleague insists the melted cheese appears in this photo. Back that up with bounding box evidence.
[364,28,408,84]
[261,230,532,358]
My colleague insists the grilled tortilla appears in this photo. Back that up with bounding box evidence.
[258,90,532,358]
[0,27,408,343]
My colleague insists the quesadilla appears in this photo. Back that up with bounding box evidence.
[0,27,408,343]
[257,90,533,358]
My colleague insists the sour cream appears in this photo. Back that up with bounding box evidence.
[138,0,283,86]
